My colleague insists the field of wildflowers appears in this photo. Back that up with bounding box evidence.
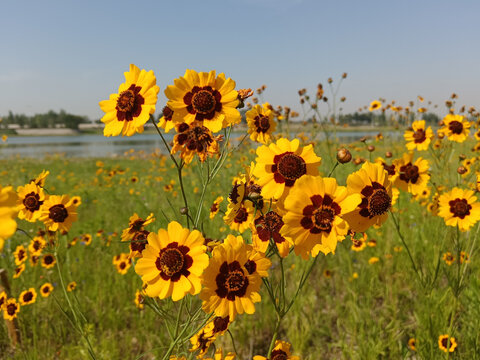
[1,65,480,359]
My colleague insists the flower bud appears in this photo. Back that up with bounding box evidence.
[180,207,189,215]
[336,148,352,164]
[457,166,467,175]
[367,145,375,152]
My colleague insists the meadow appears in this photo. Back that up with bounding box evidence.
[1,67,480,360]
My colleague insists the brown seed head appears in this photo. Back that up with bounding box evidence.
[457,166,467,175]
[367,145,375,152]
[459,154,466,160]
[385,151,393,158]
[342,72,347,79]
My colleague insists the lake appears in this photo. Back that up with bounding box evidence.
[0,131,400,159]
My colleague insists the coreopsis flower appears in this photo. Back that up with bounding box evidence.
[39,195,79,232]
[369,100,382,111]
[41,254,56,269]
[121,213,154,242]
[28,236,46,256]
[408,338,417,351]
[135,221,209,301]
[253,138,321,200]
[171,122,221,164]
[223,201,255,233]
[13,245,27,266]
[224,235,271,278]
[438,335,457,353]
[443,252,455,265]
[190,316,231,357]
[40,283,54,298]
[393,153,430,195]
[438,187,480,232]
[246,103,276,144]
[158,105,175,133]
[134,289,144,309]
[227,174,248,213]
[128,230,149,258]
[30,170,49,187]
[474,128,480,141]
[99,64,159,137]
[0,291,6,309]
[440,114,471,142]
[209,196,224,219]
[13,264,25,278]
[0,185,18,252]
[17,183,46,222]
[351,237,367,252]
[3,298,20,320]
[115,253,132,275]
[19,288,37,306]
[404,120,434,151]
[164,69,241,133]
[343,162,393,232]
[281,175,361,258]
[253,340,299,360]
[251,209,291,257]
[67,281,77,292]
[200,235,262,320]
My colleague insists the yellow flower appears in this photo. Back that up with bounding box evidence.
[3,298,20,320]
[343,162,393,232]
[438,187,480,232]
[246,103,276,144]
[134,289,144,309]
[369,100,382,111]
[13,263,25,279]
[251,208,291,258]
[443,252,455,265]
[253,138,321,200]
[253,340,299,360]
[165,69,240,133]
[368,256,380,264]
[171,122,221,164]
[0,185,18,252]
[17,182,46,222]
[67,281,77,292]
[438,335,457,353]
[440,114,470,142]
[40,283,54,297]
[99,64,160,137]
[135,221,209,301]
[31,170,49,187]
[19,288,37,306]
[190,316,231,357]
[158,105,175,133]
[404,120,434,151]
[392,153,430,195]
[281,176,361,258]
[115,253,132,275]
[28,236,46,256]
[39,195,79,233]
[200,235,262,320]
[13,245,27,266]
[121,213,155,242]
[209,196,224,219]
[223,201,255,233]
[408,338,417,351]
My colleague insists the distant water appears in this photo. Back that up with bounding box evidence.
[0,131,400,159]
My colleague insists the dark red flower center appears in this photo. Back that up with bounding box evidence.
[43,255,54,265]
[23,292,33,303]
[272,152,307,187]
[155,243,192,282]
[7,303,17,316]
[162,106,174,121]
[271,350,288,360]
[212,316,230,333]
[130,230,149,253]
[449,198,471,219]
[48,204,68,223]
[254,115,271,133]
[449,120,463,134]
[176,123,214,153]
[359,182,391,218]
[399,163,419,184]
[215,261,249,301]
[300,194,341,234]
[184,86,222,121]
[255,211,286,245]
[234,207,249,224]
[116,84,144,122]
[413,128,426,143]
[24,192,42,212]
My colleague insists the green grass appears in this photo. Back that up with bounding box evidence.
[1,135,480,359]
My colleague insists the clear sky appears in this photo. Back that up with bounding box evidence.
[1,0,479,120]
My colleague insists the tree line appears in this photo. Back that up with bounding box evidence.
[1,110,89,130]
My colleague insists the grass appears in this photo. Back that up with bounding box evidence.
[1,134,480,359]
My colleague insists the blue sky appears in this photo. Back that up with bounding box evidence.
[1,0,479,120]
